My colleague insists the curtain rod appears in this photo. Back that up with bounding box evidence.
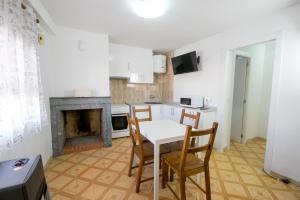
[21,2,40,24]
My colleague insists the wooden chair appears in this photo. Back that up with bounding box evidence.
[132,105,153,143]
[126,113,169,193]
[180,109,200,129]
[162,122,219,200]
[168,109,201,152]
[133,105,152,122]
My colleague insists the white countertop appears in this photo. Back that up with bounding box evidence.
[126,101,217,113]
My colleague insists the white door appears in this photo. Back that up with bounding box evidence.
[231,55,249,143]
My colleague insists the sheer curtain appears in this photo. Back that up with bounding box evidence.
[0,0,47,150]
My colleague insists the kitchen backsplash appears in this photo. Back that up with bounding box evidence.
[110,52,174,104]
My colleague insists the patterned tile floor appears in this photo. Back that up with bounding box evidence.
[45,138,300,200]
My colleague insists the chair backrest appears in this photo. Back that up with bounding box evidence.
[180,109,200,129]
[179,122,219,174]
[133,105,152,122]
[126,113,145,156]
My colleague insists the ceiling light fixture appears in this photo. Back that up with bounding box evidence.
[132,0,167,19]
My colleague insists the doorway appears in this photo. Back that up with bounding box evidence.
[230,40,276,146]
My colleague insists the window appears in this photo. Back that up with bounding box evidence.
[0,0,47,150]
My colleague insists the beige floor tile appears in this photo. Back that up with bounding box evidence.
[210,179,223,193]
[52,194,72,200]
[52,162,74,173]
[118,154,131,163]
[80,167,102,180]
[229,156,247,164]
[45,171,58,182]
[80,149,96,155]
[233,164,255,174]
[93,158,113,169]
[260,176,288,190]
[215,161,233,170]
[272,190,299,200]
[223,182,248,197]
[57,153,74,161]
[105,152,121,160]
[127,193,150,200]
[47,159,63,168]
[109,161,127,172]
[62,179,89,195]
[80,156,99,165]
[96,170,119,184]
[102,188,127,200]
[240,152,258,159]
[240,174,263,186]
[66,164,88,176]
[67,154,87,163]
[219,170,240,182]
[209,168,219,179]
[49,175,73,190]
[113,146,129,153]
[114,174,135,189]
[92,149,110,157]
[247,186,274,200]
[80,184,107,200]
[213,154,230,162]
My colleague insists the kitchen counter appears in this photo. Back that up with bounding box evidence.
[125,101,217,113]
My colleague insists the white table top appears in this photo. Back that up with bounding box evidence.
[139,120,188,144]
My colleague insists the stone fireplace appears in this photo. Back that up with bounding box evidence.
[50,97,112,157]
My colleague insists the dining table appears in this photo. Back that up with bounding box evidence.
[139,119,189,200]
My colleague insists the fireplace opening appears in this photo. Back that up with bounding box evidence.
[62,108,102,154]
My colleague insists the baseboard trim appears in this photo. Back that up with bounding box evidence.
[269,171,300,186]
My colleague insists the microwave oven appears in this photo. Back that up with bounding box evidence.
[180,96,204,108]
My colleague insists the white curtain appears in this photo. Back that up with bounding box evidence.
[0,0,47,150]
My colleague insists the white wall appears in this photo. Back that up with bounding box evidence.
[239,41,275,140]
[174,4,300,181]
[270,30,300,182]
[174,34,225,149]
[46,26,110,97]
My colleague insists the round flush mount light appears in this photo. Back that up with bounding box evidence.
[132,0,167,19]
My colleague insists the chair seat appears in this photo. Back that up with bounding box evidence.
[162,151,205,176]
[134,142,170,161]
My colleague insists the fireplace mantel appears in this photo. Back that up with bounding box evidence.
[49,97,112,156]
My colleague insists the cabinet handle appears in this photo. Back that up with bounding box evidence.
[128,63,130,72]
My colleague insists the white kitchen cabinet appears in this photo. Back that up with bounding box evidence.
[151,105,162,120]
[109,44,130,78]
[109,43,154,83]
[161,105,181,122]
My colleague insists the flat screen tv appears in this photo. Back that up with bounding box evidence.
[171,51,198,75]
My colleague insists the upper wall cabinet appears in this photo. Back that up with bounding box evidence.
[109,43,154,83]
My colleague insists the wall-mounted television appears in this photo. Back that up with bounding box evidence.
[171,51,198,75]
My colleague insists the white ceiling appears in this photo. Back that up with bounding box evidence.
[41,0,299,51]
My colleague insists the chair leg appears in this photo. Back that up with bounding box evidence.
[128,147,134,177]
[162,160,169,189]
[170,168,174,182]
[204,166,211,200]
[135,159,144,193]
[180,177,186,200]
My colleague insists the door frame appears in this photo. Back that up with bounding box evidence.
[223,32,284,174]
[230,52,251,144]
